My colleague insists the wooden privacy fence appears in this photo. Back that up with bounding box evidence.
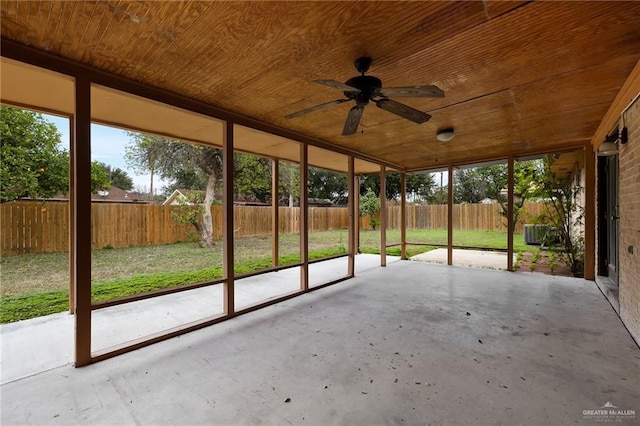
[1,201,545,254]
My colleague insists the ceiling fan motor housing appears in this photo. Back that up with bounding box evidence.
[344,75,382,104]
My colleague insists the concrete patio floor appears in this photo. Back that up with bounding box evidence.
[412,248,516,270]
[2,258,639,425]
[1,254,399,385]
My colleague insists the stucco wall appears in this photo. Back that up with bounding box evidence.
[618,96,640,344]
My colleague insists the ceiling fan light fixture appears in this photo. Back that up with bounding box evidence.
[436,128,454,142]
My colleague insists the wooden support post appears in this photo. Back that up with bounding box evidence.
[584,144,596,280]
[447,165,454,266]
[348,156,355,276]
[507,156,515,271]
[400,172,407,260]
[223,122,235,315]
[73,78,92,367]
[300,144,309,290]
[272,159,279,268]
[355,175,360,253]
[68,118,75,314]
[380,166,387,267]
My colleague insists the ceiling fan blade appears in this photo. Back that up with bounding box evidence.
[314,79,361,92]
[342,105,364,135]
[377,85,444,98]
[285,99,350,119]
[375,99,431,124]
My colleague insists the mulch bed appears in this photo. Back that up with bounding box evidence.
[515,250,575,277]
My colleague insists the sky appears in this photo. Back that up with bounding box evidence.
[45,114,167,193]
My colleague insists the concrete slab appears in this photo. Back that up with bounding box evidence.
[412,248,516,270]
[2,261,639,425]
[0,254,399,385]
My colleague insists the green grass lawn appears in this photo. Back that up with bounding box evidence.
[0,229,526,323]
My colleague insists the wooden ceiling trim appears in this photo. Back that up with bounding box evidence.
[0,38,402,171]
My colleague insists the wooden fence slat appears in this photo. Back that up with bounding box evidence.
[0,201,546,254]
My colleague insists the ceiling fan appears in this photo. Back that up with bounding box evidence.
[285,57,444,135]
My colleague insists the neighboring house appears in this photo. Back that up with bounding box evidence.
[163,189,204,206]
[16,186,148,204]
[308,198,333,207]
[163,189,270,206]
[91,186,148,203]
[479,197,495,204]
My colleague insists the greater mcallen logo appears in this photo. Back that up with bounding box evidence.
[583,402,636,422]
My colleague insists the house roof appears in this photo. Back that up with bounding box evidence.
[91,186,147,203]
[1,2,640,172]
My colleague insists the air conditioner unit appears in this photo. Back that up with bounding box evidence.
[523,224,549,245]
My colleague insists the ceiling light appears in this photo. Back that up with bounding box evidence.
[597,141,618,156]
[436,128,454,142]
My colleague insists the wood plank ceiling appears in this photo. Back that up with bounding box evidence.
[1,1,640,171]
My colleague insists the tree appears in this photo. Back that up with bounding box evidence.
[359,188,381,230]
[96,162,134,191]
[531,156,584,276]
[407,173,436,202]
[234,153,272,203]
[163,168,209,196]
[279,161,299,206]
[125,132,159,197]
[497,160,544,235]
[125,133,222,248]
[308,167,348,204]
[453,164,507,204]
[1,106,110,201]
[1,106,67,201]
[360,172,435,202]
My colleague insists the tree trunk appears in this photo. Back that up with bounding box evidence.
[149,167,154,200]
[198,174,217,248]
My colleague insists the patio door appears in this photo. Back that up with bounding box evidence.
[606,155,619,283]
[598,155,619,284]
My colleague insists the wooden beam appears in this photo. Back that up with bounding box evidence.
[592,59,640,150]
[348,156,355,277]
[300,144,309,290]
[272,159,279,268]
[507,156,514,271]
[380,166,387,267]
[447,165,454,266]
[73,78,92,367]
[223,122,235,315]
[355,175,360,254]
[584,144,596,280]
[400,172,407,260]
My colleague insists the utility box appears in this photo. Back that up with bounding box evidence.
[523,224,550,245]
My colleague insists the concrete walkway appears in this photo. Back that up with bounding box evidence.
[2,260,638,425]
[1,254,399,385]
[412,248,517,270]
